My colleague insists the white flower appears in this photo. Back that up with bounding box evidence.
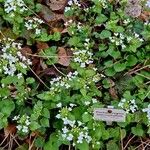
[35,28,41,35]
[85,101,90,106]
[62,126,69,133]
[22,126,28,133]
[66,133,73,141]
[17,73,22,79]
[13,115,20,121]
[56,114,61,119]
[143,104,150,123]
[80,63,86,68]
[77,121,83,126]
[64,7,71,12]
[92,98,97,103]
[69,103,76,107]
[4,0,27,14]
[63,117,70,125]
[25,120,30,126]
[146,0,150,8]
[56,103,62,108]
[68,107,72,111]
[16,125,22,131]
[69,120,75,127]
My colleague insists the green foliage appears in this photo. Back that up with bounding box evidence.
[0,0,150,149]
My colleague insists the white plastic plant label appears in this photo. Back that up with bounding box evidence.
[94,108,126,122]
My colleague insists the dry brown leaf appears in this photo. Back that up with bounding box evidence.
[58,47,70,66]
[52,27,64,33]
[39,5,55,22]
[61,28,68,33]
[109,87,118,99]
[125,4,142,18]
[139,11,150,21]
[4,124,17,137]
[46,0,68,12]
[40,67,59,77]
[36,42,49,53]
[21,46,32,57]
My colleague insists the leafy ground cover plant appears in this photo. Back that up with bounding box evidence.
[0,0,150,149]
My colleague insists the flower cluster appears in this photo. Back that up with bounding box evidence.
[56,106,92,145]
[145,0,150,8]
[84,98,98,106]
[0,38,32,78]
[109,32,143,49]
[73,40,93,68]
[4,0,27,15]
[50,71,78,91]
[143,104,150,124]
[73,49,93,67]
[13,114,31,133]
[123,18,130,25]
[25,17,44,35]
[98,0,108,8]
[65,0,81,12]
[109,33,127,49]
[118,98,138,113]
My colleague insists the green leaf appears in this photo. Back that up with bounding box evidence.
[106,141,119,150]
[44,133,62,150]
[99,44,107,51]
[131,125,144,136]
[37,32,51,41]
[35,3,42,12]
[76,140,89,150]
[100,30,111,39]
[114,63,126,72]
[105,67,116,76]
[95,14,108,24]
[40,118,49,127]
[80,89,87,97]
[42,108,50,118]
[120,129,126,140]
[126,55,138,66]
[30,122,41,131]
[68,36,81,46]
[37,92,51,101]
[107,46,121,59]
[102,79,111,88]
[115,26,125,33]
[35,137,45,148]
[26,77,35,84]
[52,32,61,41]
[82,113,92,122]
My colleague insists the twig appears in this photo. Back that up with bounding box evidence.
[28,66,50,90]
[68,145,71,150]
[0,30,6,38]
[120,129,124,150]
[26,53,73,58]
[144,141,150,149]
[10,134,20,146]
[135,72,150,80]
[41,51,67,76]
[134,140,149,150]
[124,65,150,76]
[0,135,9,146]
[52,64,66,76]
[28,136,35,150]
[123,135,135,150]
[140,137,144,150]
[24,4,52,28]
[144,89,150,100]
